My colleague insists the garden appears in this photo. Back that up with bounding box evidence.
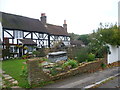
[2,59,30,88]
[1,24,120,88]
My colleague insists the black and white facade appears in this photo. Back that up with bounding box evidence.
[0,12,70,57]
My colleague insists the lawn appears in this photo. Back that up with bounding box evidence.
[2,59,30,88]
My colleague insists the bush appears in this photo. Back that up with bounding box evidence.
[101,63,106,68]
[75,48,89,63]
[62,59,78,69]
[22,55,27,59]
[32,51,41,57]
[87,53,95,62]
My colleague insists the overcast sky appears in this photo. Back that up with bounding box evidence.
[0,0,119,35]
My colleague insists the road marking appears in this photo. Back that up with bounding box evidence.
[84,73,120,89]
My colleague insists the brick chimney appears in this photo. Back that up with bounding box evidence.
[40,13,47,25]
[63,20,67,32]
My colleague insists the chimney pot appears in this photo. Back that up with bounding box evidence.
[64,20,66,24]
[41,13,46,16]
[63,20,67,32]
[41,13,46,25]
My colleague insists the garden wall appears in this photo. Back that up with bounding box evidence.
[27,58,106,85]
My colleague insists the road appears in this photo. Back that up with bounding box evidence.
[98,75,120,88]
[41,67,119,88]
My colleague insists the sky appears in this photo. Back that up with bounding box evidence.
[0,0,119,35]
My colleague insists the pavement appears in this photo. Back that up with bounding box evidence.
[41,67,119,88]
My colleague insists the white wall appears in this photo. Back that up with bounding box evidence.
[118,46,120,61]
[107,45,119,64]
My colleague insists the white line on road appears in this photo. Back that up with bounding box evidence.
[84,73,120,89]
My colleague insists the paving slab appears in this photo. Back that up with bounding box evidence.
[12,81,18,85]
[4,76,13,80]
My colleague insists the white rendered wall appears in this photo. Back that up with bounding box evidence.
[107,45,119,64]
[118,46,120,61]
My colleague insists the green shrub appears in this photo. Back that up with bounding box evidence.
[22,55,27,59]
[50,68,58,76]
[75,48,89,63]
[42,57,48,61]
[32,51,41,57]
[101,63,106,68]
[87,53,95,62]
[62,59,78,69]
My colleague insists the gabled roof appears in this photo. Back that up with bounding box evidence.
[46,24,69,36]
[1,12,48,33]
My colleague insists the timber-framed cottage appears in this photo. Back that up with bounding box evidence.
[0,12,70,57]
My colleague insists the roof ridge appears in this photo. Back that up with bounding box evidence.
[47,23,63,27]
[1,11,39,21]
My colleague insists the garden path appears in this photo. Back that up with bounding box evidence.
[1,70,19,88]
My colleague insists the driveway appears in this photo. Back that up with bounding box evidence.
[42,67,119,88]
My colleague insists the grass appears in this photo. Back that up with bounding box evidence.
[2,59,30,88]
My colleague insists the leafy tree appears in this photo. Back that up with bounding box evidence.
[99,24,120,46]
[78,34,90,45]
[88,32,108,58]
[88,24,119,58]
[69,33,80,40]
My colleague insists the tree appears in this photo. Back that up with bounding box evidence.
[88,24,119,58]
[69,33,80,40]
[78,34,90,45]
[88,32,109,58]
[99,24,120,46]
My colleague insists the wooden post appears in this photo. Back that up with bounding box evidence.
[48,34,50,48]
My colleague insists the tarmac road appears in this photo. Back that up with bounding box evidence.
[98,75,120,88]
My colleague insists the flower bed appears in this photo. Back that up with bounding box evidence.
[27,58,106,85]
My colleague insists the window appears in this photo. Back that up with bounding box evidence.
[39,34,44,38]
[10,47,14,52]
[15,31,23,38]
[55,36,58,40]
[10,47,18,53]
[27,46,33,52]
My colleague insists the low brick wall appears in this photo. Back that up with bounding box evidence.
[27,58,106,85]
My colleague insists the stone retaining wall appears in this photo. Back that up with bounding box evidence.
[27,58,106,85]
[51,59,106,80]
[27,58,50,85]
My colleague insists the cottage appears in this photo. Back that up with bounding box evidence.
[0,12,70,58]
[70,40,85,47]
